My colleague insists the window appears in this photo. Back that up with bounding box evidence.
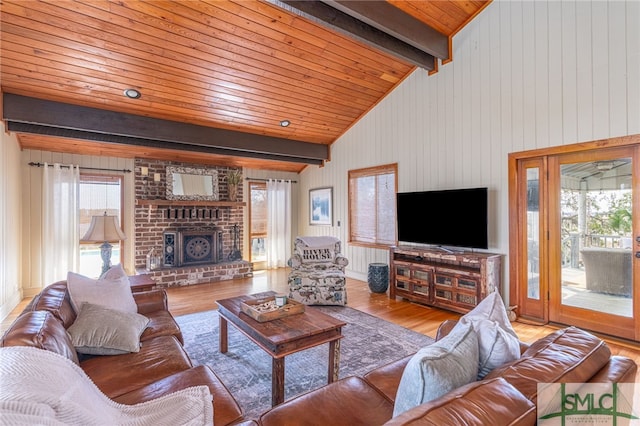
[79,174,124,277]
[249,181,267,267]
[348,163,397,247]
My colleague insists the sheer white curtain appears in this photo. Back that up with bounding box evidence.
[266,179,292,269]
[42,163,80,285]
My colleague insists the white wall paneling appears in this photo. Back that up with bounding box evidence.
[608,2,627,136]
[297,0,640,295]
[0,123,23,319]
[627,0,640,135]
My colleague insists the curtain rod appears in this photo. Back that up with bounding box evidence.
[246,177,297,183]
[28,162,132,173]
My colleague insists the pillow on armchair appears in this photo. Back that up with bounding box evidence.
[299,245,336,264]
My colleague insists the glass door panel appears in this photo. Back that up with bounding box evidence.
[414,284,430,297]
[527,168,541,301]
[249,182,267,269]
[559,159,632,317]
[515,158,547,322]
[395,265,410,278]
[549,147,637,340]
[413,269,431,281]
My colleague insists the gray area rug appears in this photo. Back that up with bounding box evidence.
[175,306,435,420]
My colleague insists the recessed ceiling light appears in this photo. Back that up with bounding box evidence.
[123,88,141,99]
[280,120,290,127]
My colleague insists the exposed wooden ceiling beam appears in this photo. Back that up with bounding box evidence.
[324,1,449,60]
[273,0,437,71]
[3,94,328,166]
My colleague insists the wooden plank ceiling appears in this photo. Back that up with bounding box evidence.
[0,0,489,172]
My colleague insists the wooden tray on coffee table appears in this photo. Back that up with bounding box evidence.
[240,296,305,322]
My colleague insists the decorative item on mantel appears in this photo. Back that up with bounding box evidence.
[146,248,162,271]
[226,169,242,202]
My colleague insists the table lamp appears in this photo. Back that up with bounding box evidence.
[81,212,126,275]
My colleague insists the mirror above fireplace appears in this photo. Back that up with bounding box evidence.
[166,166,219,201]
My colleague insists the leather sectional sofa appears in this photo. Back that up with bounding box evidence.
[0,281,249,426]
[2,282,637,425]
[256,320,637,425]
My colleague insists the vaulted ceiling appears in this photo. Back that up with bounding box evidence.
[1,0,490,173]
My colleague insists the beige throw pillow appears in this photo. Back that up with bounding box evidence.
[67,303,149,355]
[67,271,137,314]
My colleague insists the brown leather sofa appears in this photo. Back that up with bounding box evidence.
[0,281,248,426]
[257,320,637,426]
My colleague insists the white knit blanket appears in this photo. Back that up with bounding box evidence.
[0,346,213,425]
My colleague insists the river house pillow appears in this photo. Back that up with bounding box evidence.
[67,303,149,355]
[453,292,521,379]
[393,323,479,417]
[67,271,137,314]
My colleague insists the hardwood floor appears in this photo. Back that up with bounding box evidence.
[164,269,640,374]
[165,269,462,338]
[3,268,640,381]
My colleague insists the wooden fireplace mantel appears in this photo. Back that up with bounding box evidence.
[136,199,245,207]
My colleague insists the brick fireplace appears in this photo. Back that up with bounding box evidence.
[134,159,252,288]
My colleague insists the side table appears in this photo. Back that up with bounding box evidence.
[128,274,156,292]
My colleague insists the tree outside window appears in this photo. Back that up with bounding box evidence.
[348,164,397,247]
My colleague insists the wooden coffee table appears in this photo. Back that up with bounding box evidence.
[216,292,346,406]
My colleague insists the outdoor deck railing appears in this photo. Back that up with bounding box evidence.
[562,233,630,268]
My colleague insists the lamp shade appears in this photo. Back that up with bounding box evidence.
[81,213,126,242]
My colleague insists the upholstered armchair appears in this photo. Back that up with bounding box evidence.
[287,236,348,306]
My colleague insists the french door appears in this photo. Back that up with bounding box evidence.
[248,181,267,270]
[511,139,640,340]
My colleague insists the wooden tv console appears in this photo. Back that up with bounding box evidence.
[389,245,502,314]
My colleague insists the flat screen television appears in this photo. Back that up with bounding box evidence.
[396,187,488,250]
